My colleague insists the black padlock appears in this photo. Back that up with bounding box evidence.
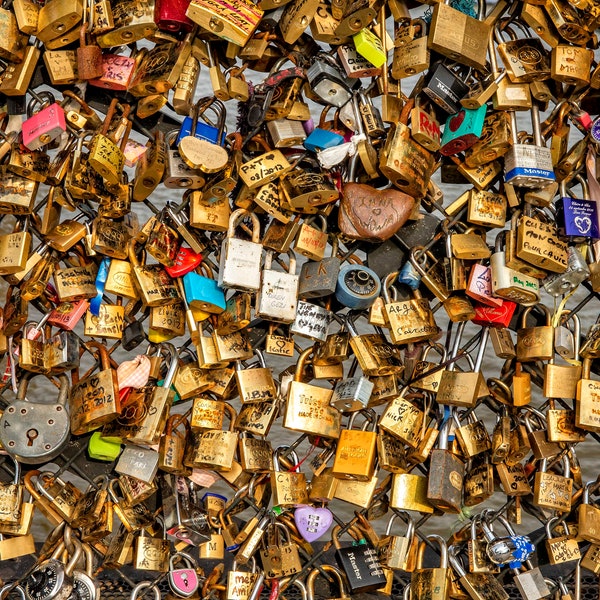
[423,62,470,114]
[333,526,387,593]
[366,239,406,281]
[122,320,146,351]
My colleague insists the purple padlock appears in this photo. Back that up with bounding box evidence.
[556,176,600,241]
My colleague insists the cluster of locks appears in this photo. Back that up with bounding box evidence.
[3,0,600,598]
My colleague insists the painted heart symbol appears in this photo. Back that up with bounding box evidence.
[574,216,592,234]
[294,505,333,543]
[449,109,466,132]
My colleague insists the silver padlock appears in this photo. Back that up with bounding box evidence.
[256,250,299,324]
[0,373,71,464]
[218,209,263,292]
[306,54,357,107]
[331,360,374,412]
[543,246,590,297]
[290,299,333,342]
[115,445,159,483]
[490,231,539,305]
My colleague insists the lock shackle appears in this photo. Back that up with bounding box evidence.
[445,320,467,373]
[169,551,196,571]
[559,309,581,359]
[264,249,297,275]
[420,343,448,363]
[0,584,26,600]
[520,304,552,328]
[583,480,600,504]
[416,534,448,568]
[306,564,348,600]
[158,342,179,388]
[574,173,590,199]
[294,348,313,381]
[227,208,261,243]
[522,406,548,433]
[447,544,468,577]
[544,515,570,540]
[386,509,414,538]
[382,271,399,304]
[278,578,308,600]
[130,583,161,600]
[86,340,114,372]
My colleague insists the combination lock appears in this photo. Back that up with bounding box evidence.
[25,544,80,600]
[71,541,100,600]
[335,264,381,309]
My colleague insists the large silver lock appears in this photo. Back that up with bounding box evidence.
[218,209,263,292]
[331,362,374,412]
[256,250,299,324]
[290,300,333,342]
[543,246,590,297]
[306,54,357,107]
[115,445,159,484]
[0,373,70,464]
[504,103,555,188]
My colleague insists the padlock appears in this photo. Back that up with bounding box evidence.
[0,373,71,464]
[411,535,451,600]
[333,524,386,593]
[332,410,377,480]
[256,250,299,323]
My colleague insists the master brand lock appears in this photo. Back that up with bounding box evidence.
[333,525,387,593]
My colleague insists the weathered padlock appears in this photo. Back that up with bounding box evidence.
[0,373,71,464]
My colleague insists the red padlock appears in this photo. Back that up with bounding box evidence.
[165,246,203,278]
[154,0,194,32]
[471,299,517,328]
[22,91,67,151]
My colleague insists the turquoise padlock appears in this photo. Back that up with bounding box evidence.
[439,104,487,156]
[304,128,345,152]
[182,267,226,314]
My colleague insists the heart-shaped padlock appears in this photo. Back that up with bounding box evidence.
[168,552,200,598]
[294,505,334,543]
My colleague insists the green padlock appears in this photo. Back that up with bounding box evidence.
[88,431,122,461]
[353,28,387,68]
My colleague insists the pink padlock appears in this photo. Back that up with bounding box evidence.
[22,92,66,151]
[466,263,503,308]
[168,552,200,598]
[47,299,90,331]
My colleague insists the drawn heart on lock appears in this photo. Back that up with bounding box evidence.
[340,183,415,242]
[574,216,592,234]
[294,505,333,542]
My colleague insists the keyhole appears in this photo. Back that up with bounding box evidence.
[26,429,38,446]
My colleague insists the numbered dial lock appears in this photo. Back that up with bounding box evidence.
[25,540,81,600]
[335,264,381,309]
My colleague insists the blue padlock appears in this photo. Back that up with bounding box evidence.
[397,260,421,290]
[176,117,226,147]
[182,266,226,314]
[439,104,487,156]
[304,128,345,152]
[335,263,381,309]
[556,176,600,241]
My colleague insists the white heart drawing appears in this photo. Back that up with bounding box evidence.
[574,216,592,234]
